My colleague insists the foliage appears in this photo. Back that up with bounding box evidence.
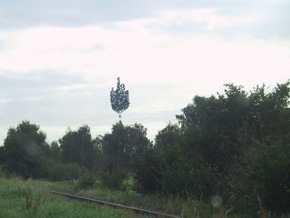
[230,140,290,215]
[77,170,96,189]
[134,81,290,215]
[110,77,130,118]
[133,147,163,194]
[59,125,95,169]
[176,81,290,172]
[2,120,50,179]
[176,84,250,172]
[101,121,151,173]
[174,81,290,214]
[0,146,5,164]
[50,141,61,161]
[40,158,81,181]
[155,123,183,149]
[100,166,128,190]
[134,123,221,199]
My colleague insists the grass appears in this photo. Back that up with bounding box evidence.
[1,176,289,218]
[0,176,150,218]
[76,186,213,217]
[0,176,215,217]
[74,178,216,217]
[0,176,203,216]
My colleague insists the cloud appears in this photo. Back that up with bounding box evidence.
[0,0,172,30]
[0,2,290,144]
[1,10,289,90]
[0,71,90,120]
[1,0,289,39]
[153,9,262,31]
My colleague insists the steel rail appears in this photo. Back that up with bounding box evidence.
[50,191,182,218]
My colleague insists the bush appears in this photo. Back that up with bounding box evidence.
[229,141,290,214]
[77,171,96,189]
[133,145,221,200]
[40,158,81,181]
[133,148,162,194]
[100,166,127,190]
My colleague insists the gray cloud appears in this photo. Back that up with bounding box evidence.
[1,0,289,40]
[0,70,116,143]
[0,0,289,145]
[0,0,168,29]
[0,69,197,143]
[251,3,290,40]
[0,71,85,93]
[0,71,87,122]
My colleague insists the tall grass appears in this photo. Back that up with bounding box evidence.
[0,176,149,218]
[1,176,288,218]
[77,180,215,217]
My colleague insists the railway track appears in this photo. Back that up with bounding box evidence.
[50,191,182,218]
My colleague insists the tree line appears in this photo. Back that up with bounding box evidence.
[0,80,289,216]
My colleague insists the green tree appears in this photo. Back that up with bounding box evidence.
[2,120,49,178]
[136,81,289,207]
[155,123,183,149]
[134,123,220,198]
[134,123,182,194]
[59,125,95,169]
[50,141,61,161]
[0,146,5,165]
[133,147,163,193]
[110,77,130,118]
[174,80,290,213]
[247,81,290,142]
[176,85,249,172]
[101,121,151,172]
[175,82,290,173]
[230,141,290,214]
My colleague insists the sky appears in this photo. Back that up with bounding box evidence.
[0,0,289,144]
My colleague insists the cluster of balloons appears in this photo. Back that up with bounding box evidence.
[110,77,130,118]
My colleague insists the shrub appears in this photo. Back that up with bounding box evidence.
[133,148,162,194]
[40,158,81,181]
[229,141,290,215]
[100,166,127,190]
[77,171,96,189]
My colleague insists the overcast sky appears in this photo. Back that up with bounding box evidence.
[0,0,289,144]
